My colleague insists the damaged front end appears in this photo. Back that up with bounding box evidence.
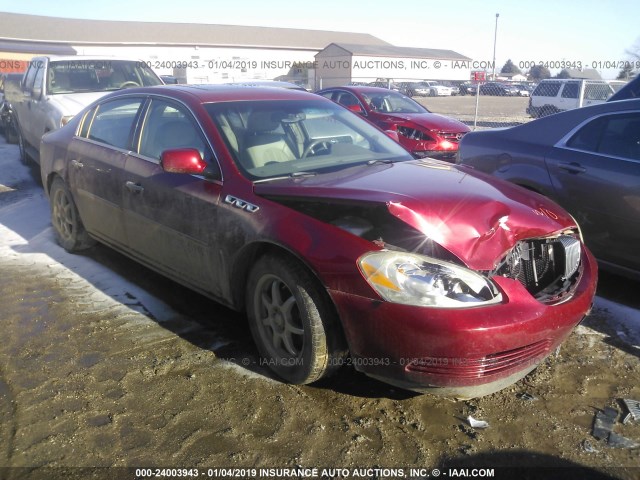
[257,187,596,396]
[267,194,584,308]
[492,233,583,304]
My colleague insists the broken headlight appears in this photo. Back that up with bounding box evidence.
[358,251,502,308]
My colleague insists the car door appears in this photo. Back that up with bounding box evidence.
[15,61,39,148]
[122,97,224,295]
[557,81,579,111]
[67,96,146,247]
[545,111,640,270]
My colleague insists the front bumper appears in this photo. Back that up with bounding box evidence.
[328,246,597,397]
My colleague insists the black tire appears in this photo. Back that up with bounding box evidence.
[539,105,558,118]
[246,254,347,384]
[429,89,437,97]
[49,176,95,252]
[16,120,30,165]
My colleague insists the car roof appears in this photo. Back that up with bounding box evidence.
[36,55,148,62]
[476,98,640,144]
[319,85,400,94]
[226,80,306,90]
[103,84,321,103]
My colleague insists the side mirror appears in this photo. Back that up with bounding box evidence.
[160,148,221,180]
[346,104,364,115]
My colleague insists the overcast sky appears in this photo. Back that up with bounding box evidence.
[1,0,638,79]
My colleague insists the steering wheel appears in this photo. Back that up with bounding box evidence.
[120,81,141,89]
[301,139,332,159]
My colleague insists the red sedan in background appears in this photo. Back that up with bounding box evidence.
[40,85,596,398]
[317,85,470,160]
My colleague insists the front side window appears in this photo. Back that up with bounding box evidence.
[83,97,144,150]
[205,99,413,180]
[533,82,561,97]
[22,64,38,92]
[138,99,207,160]
[567,113,640,160]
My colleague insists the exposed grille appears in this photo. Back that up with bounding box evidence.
[493,235,582,304]
[406,339,552,378]
[439,131,467,143]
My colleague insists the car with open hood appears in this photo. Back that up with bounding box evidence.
[316,85,470,160]
[40,85,597,398]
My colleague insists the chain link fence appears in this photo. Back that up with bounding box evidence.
[313,76,619,131]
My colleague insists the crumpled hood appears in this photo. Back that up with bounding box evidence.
[254,159,577,270]
[383,112,469,132]
[48,91,111,116]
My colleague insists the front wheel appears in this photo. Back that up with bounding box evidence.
[50,177,95,252]
[16,120,29,165]
[246,254,347,384]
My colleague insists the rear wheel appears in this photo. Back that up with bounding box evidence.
[246,254,347,384]
[540,105,559,117]
[50,177,95,252]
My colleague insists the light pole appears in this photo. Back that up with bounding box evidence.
[492,13,499,80]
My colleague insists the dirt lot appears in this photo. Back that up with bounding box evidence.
[0,130,639,480]
[414,95,532,129]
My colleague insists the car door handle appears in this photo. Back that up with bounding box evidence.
[70,159,84,169]
[125,181,144,193]
[558,162,586,174]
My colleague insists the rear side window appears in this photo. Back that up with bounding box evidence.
[584,83,613,101]
[533,82,561,97]
[561,83,579,99]
[567,113,640,160]
[82,97,144,150]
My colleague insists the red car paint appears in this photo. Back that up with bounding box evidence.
[316,86,470,160]
[39,85,597,397]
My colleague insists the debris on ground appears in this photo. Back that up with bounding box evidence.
[467,415,489,429]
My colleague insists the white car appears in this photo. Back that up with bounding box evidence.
[423,81,454,96]
[9,55,163,164]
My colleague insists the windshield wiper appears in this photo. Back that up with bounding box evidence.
[253,171,317,184]
[366,159,395,165]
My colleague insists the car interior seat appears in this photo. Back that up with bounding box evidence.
[242,111,296,169]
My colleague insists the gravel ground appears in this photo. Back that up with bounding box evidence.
[0,132,639,480]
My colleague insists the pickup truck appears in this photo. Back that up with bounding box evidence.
[9,55,163,164]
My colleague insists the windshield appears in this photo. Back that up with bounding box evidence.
[47,60,162,94]
[205,99,413,180]
[361,91,427,114]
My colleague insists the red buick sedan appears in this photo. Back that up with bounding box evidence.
[40,85,596,397]
[316,85,470,160]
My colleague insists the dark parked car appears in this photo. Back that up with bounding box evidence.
[458,98,640,278]
[459,82,477,96]
[479,82,519,96]
[40,85,596,397]
[397,82,431,97]
[317,86,470,160]
[0,72,23,143]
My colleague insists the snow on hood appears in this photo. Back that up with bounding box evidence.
[253,159,576,270]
